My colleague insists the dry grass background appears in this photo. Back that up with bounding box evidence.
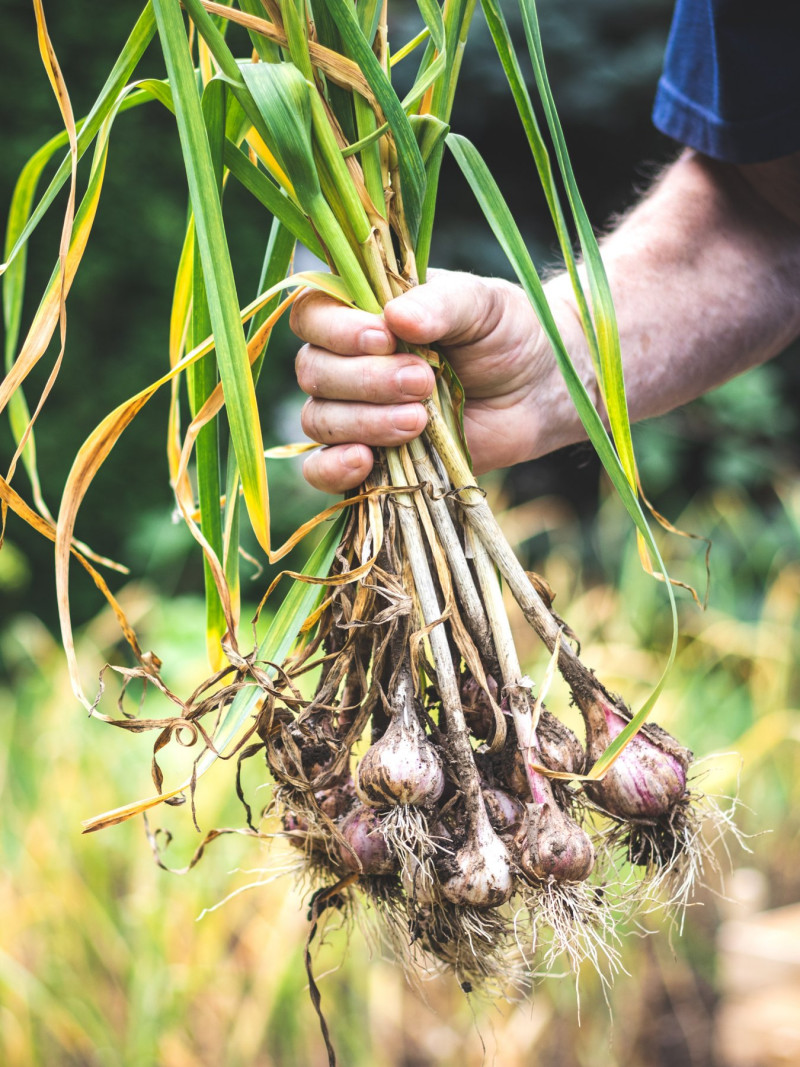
[2,472,798,1067]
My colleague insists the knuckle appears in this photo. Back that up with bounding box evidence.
[474,282,505,339]
[300,397,318,437]
[302,452,325,491]
[352,406,369,443]
[295,346,319,396]
[314,403,342,444]
[289,291,314,337]
[289,289,330,340]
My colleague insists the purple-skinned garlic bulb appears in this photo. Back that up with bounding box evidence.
[356,668,445,808]
[337,804,396,875]
[518,799,595,883]
[482,785,526,841]
[512,730,595,883]
[317,780,356,820]
[461,673,500,740]
[536,709,586,776]
[584,696,691,820]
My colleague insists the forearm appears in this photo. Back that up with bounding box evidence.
[290,151,800,492]
[548,151,800,430]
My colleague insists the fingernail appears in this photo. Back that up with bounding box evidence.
[343,444,365,470]
[361,328,392,354]
[391,405,422,432]
[397,364,431,397]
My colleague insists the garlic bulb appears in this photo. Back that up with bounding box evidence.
[337,805,395,875]
[401,856,438,905]
[356,709,445,808]
[518,800,595,883]
[585,698,690,820]
[440,807,514,908]
[482,785,526,840]
[317,781,355,820]
[461,673,499,740]
[513,734,595,883]
[536,710,586,775]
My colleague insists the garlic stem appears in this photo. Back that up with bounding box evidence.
[423,400,615,712]
[384,447,486,825]
[407,436,494,663]
[385,448,513,904]
[468,528,536,752]
[470,530,594,882]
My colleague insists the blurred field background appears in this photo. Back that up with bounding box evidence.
[2,1,799,1065]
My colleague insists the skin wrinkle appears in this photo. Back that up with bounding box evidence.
[359,357,375,404]
[463,279,507,347]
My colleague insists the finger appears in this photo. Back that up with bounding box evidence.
[289,289,395,355]
[303,444,375,493]
[384,271,507,347]
[295,346,434,403]
[300,397,428,448]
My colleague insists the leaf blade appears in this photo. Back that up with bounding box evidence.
[152,0,271,557]
[446,131,678,762]
[317,0,427,242]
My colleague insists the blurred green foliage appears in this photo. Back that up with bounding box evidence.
[4,0,796,635]
[0,0,685,633]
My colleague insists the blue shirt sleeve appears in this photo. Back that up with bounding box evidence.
[653,0,800,163]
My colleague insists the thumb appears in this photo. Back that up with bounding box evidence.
[384,271,506,348]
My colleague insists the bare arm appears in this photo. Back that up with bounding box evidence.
[574,150,800,424]
[292,150,800,492]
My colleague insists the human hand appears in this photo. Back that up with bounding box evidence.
[291,270,592,492]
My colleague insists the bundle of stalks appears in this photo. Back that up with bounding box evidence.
[2,0,737,1032]
[262,445,694,989]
